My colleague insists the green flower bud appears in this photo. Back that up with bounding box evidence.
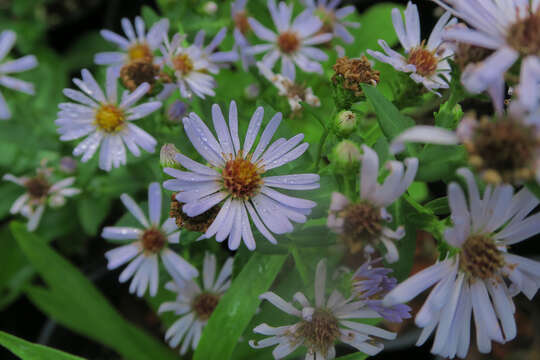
[333,110,357,137]
[160,144,180,168]
[331,140,361,174]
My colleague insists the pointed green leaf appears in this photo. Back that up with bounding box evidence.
[0,331,84,360]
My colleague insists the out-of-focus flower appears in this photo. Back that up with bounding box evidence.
[367,2,456,95]
[166,100,188,123]
[56,68,160,171]
[247,0,332,80]
[103,182,198,297]
[162,101,319,250]
[159,252,233,355]
[250,259,396,358]
[3,164,80,231]
[193,28,239,73]
[302,0,361,43]
[203,1,218,15]
[257,62,320,112]
[0,30,38,120]
[327,145,418,263]
[232,0,256,70]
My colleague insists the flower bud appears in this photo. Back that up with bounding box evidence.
[203,1,218,15]
[244,83,260,100]
[160,144,180,168]
[167,100,188,123]
[333,110,357,137]
[60,156,77,173]
[331,140,361,174]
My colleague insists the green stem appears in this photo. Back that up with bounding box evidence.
[315,130,330,171]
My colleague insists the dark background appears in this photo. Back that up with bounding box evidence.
[1,1,538,360]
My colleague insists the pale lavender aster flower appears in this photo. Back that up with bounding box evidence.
[159,252,233,355]
[247,0,332,80]
[0,30,38,120]
[103,182,198,297]
[162,101,319,250]
[56,68,160,171]
[94,16,169,74]
[160,33,217,99]
[249,259,396,359]
[384,167,540,359]
[327,145,418,263]
[432,0,540,105]
[3,164,80,231]
[353,258,412,323]
[367,2,456,95]
[301,0,361,43]
[232,0,256,70]
[193,27,239,73]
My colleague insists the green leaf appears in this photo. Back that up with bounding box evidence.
[361,84,415,144]
[0,331,84,360]
[526,181,540,200]
[335,352,369,360]
[76,195,111,235]
[193,253,288,360]
[10,221,177,360]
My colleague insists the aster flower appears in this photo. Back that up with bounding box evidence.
[247,0,332,80]
[159,252,233,355]
[383,167,540,358]
[3,164,80,231]
[352,258,412,323]
[103,182,198,297]
[327,145,418,263]
[432,0,540,106]
[160,33,217,99]
[162,100,320,250]
[302,0,361,44]
[367,2,456,95]
[257,62,320,112]
[193,28,239,74]
[56,68,160,171]
[249,259,396,359]
[0,30,38,120]
[94,16,169,75]
[232,0,256,70]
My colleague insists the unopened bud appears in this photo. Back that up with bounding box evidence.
[333,110,357,137]
[244,83,260,100]
[167,100,188,123]
[60,156,77,173]
[160,144,180,168]
[331,140,361,173]
[203,1,218,15]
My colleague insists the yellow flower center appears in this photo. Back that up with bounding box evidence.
[95,104,125,133]
[173,54,194,75]
[222,156,263,199]
[277,31,300,54]
[128,43,153,62]
[407,45,438,77]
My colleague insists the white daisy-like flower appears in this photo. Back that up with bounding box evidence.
[0,30,38,120]
[160,33,217,99]
[159,252,233,355]
[247,0,332,80]
[432,0,540,104]
[232,0,256,70]
[3,164,80,231]
[249,259,396,359]
[327,145,418,263]
[367,1,455,95]
[384,167,540,359]
[94,16,169,74]
[302,0,361,44]
[193,28,239,74]
[56,68,160,171]
[103,182,198,297]
[257,62,320,112]
[162,100,320,250]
